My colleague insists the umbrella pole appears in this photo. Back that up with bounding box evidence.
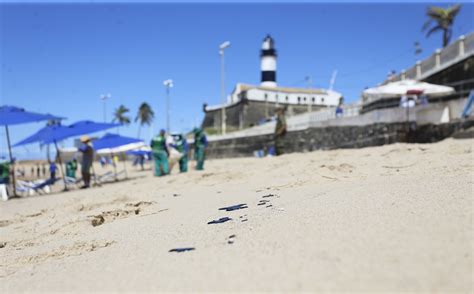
[5,125,17,197]
[54,140,68,191]
[111,152,118,181]
[122,153,128,179]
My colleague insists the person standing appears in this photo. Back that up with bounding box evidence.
[193,128,207,171]
[274,106,287,156]
[71,158,78,179]
[151,129,169,177]
[79,136,94,189]
[49,161,57,180]
[171,134,189,173]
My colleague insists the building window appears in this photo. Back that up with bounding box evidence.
[297,97,301,104]
[275,94,278,101]
[312,97,315,103]
[264,93,268,100]
[321,97,325,103]
[303,97,307,102]
[286,96,289,101]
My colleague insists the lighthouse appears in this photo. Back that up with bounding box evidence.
[260,34,277,88]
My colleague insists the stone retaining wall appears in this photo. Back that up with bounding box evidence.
[203,120,474,159]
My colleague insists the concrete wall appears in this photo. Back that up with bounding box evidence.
[204,119,474,159]
[202,99,326,130]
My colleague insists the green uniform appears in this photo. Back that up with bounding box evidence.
[193,129,206,170]
[151,135,169,176]
[0,161,10,185]
[274,113,287,156]
[66,162,74,178]
[174,137,188,173]
[66,160,78,179]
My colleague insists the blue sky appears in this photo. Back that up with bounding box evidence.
[1,1,473,159]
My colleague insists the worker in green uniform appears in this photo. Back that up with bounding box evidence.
[274,106,287,156]
[151,129,169,176]
[0,160,10,185]
[66,158,78,179]
[171,134,189,173]
[193,128,208,170]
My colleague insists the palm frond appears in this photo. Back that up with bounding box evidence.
[426,25,444,37]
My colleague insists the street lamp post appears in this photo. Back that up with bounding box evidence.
[305,76,312,113]
[100,94,111,122]
[219,41,231,135]
[163,79,173,134]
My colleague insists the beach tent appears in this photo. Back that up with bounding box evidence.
[14,120,120,190]
[362,80,455,99]
[92,133,145,180]
[0,105,63,197]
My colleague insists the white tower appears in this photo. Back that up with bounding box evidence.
[260,34,277,88]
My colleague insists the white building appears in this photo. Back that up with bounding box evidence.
[202,35,343,130]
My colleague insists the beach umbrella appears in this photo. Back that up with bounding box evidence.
[13,124,70,147]
[126,148,152,157]
[93,133,144,154]
[41,120,121,145]
[93,133,145,180]
[362,80,455,99]
[14,120,120,190]
[0,105,63,196]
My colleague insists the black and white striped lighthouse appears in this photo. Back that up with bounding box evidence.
[260,34,277,88]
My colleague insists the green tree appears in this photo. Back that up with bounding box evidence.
[112,105,131,134]
[135,102,154,138]
[422,4,461,48]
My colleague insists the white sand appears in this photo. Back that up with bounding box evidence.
[0,138,473,292]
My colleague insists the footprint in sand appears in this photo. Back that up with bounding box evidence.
[89,201,156,227]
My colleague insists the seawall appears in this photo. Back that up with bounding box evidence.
[203,119,474,159]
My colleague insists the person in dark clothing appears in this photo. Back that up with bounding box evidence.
[79,136,94,189]
[274,106,287,156]
[49,162,57,180]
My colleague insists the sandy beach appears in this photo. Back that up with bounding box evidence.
[0,138,472,292]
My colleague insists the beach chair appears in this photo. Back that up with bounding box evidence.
[16,178,56,196]
[97,170,126,183]
[65,176,81,189]
[96,171,114,183]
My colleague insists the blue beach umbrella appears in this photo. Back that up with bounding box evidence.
[0,106,62,126]
[41,120,121,145]
[13,124,70,147]
[14,120,120,190]
[92,133,143,151]
[93,134,144,180]
[0,105,63,196]
[14,120,121,146]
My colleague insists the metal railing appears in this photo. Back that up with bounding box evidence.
[207,103,361,141]
[392,33,473,83]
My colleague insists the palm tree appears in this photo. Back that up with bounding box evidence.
[422,4,461,48]
[112,105,131,134]
[135,103,154,138]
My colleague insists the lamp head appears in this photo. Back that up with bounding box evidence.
[219,41,231,50]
